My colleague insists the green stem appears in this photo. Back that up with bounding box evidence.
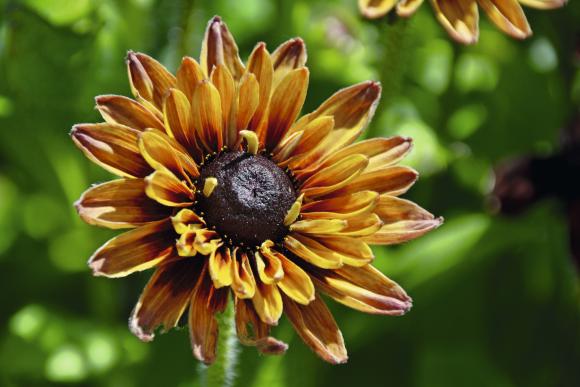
[199,301,239,387]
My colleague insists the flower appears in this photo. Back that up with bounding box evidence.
[358,0,566,44]
[71,16,442,364]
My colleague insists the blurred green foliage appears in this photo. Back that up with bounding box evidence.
[0,0,579,386]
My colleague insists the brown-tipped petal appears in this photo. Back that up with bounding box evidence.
[366,138,414,172]
[477,0,531,39]
[252,282,283,325]
[308,264,412,316]
[164,88,202,157]
[338,214,383,237]
[209,248,234,288]
[290,219,347,235]
[329,166,418,198]
[277,253,315,305]
[95,95,164,131]
[192,80,224,152]
[283,294,348,364]
[176,56,205,101]
[284,234,343,269]
[300,154,368,199]
[200,16,245,80]
[211,64,235,141]
[362,217,443,245]
[138,129,199,182]
[235,299,288,355]
[314,236,374,267]
[291,81,381,166]
[71,123,152,178]
[271,38,307,89]
[359,0,398,19]
[301,191,379,220]
[75,179,169,229]
[234,73,260,144]
[129,258,204,342]
[127,51,176,109]
[431,0,480,45]
[171,208,205,234]
[396,0,425,17]
[189,264,229,365]
[255,251,284,284]
[374,195,435,222]
[145,170,194,207]
[232,251,257,299]
[88,219,175,278]
[246,43,274,138]
[284,194,304,226]
[518,0,566,9]
[265,68,309,151]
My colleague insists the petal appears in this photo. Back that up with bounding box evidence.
[396,0,425,16]
[338,213,383,237]
[277,253,315,305]
[517,0,566,9]
[252,282,283,325]
[272,131,303,163]
[284,234,343,269]
[145,170,195,207]
[246,43,274,137]
[308,264,412,316]
[191,80,224,152]
[88,219,175,278]
[234,72,260,143]
[373,195,435,222]
[264,67,309,151]
[209,248,234,288]
[301,191,379,220]
[189,263,229,365]
[95,95,164,131]
[75,178,169,229]
[359,0,398,19]
[283,294,348,364]
[210,64,235,141]
[300,154,368,198]
[71,123,152,178]
[129,258,204,341]
[290,219,347,235]
[361,217,443,245]
[235,299,288,355]
[283,116,334,162]
[271,38,307,89]
[477,0,531,39]
[255,251,284,285]
[431,0,480,45]
[176,56,205,101]
[232,251,257,299]
[328,165,418,198]
[127,51,176,109]
[163,88,202,158]
[314,236,374,267]
[200,16,245,80]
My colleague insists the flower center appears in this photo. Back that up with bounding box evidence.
[197,151,297,248]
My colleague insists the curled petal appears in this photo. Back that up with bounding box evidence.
[359,0,398,19]
[431,0,480,45]
[95,95,164,131]
[235,299,288,355]
[284,234,343,269]
[314,236,374,267]
[361,217,443,245]
[176,228,221,257]
[200,16,245,80]
[477,0,531,39]
[127,51,176,109]
[252,282,283,325]
[171,208,205,235]
[284,194,304,226]
[209,248,234,288]
[277,253,315,305]
[71,123,152,178]
[255,251,284,284]
[176,56,205,101]
[271,38,307,89]
[145,170,194,207]
[397,0,425,17]
[283,294,348,364]
[517,0,566,9]
[374,195,435,222]
[232,251,257,299]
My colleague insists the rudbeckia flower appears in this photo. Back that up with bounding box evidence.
[358,0,566,44]
[72,16,441,364]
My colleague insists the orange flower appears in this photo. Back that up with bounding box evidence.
[72,16,441,364]
[358,0,566,44]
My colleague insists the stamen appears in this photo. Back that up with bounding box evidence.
[239,130,259,154]
[203,177,218,197]
[284,193,304,226]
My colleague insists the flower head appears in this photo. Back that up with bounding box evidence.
[72,16,441,364]
[359,0,566,44]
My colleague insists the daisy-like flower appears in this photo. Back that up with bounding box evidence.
[72,16,441,364]
[358,0,566,44]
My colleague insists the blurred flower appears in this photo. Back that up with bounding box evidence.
[71,16,441,364]
[358,0,566,44]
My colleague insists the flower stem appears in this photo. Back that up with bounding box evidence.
[198,301,239,387]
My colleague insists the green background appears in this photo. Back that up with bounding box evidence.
[1,0,579,386]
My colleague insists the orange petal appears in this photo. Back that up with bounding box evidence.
[308,264,412,315]
[129,258,204,341]
[209,248,234,288]
[235,299,288,355]
[145,170,194,207]
[396,0,425,17]
[71,123,152,178]
[284,234,343,269]
[127,51,176,109]
[272,130,304,163]
[200,16,245,80]
[283,294,348,364]
[234,72,260,143]
[359,0,398,19]
[176,56,205,101]
[264,67,309,151]
[255,251,284,284]
[191,80,224,152]
[75,179,169,229]
[328,165,418,198]
[246,43,274,140]
[362,217,443,245]
[232,251,257,299]
[337,214,383,237]
[314,235,374,266]
[431,0,480,45]
[189,264,229,365]
[271,38,307,89]
[283,116,334,162]
[301,191,379,220]
[252,282,283,325]
[374,195,435,222]
[477,0,531,39]
[163,88,202,159]
[290,219,347,235]
[277,253,315,305]
[210,64,235,143]
[300,154,368,198]
[95,95,164,131]
[88,219,175,278]
[517,0,566,9]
